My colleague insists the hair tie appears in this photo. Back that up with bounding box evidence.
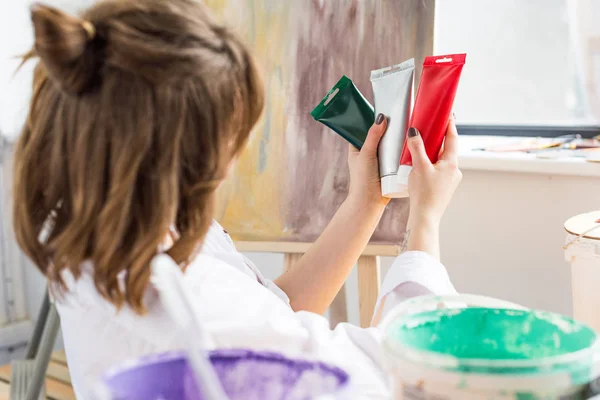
[81,20,96,40]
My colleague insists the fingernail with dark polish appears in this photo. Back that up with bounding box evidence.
[376,113,384,125]
[408,127,419,137]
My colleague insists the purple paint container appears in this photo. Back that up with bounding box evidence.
[101,349,350,400]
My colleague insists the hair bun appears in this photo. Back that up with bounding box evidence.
[30,3,101,94]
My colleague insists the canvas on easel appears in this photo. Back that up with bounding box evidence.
[208,0,436,327]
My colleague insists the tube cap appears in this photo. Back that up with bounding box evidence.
[396,165,413,190]
[381,174,408,198]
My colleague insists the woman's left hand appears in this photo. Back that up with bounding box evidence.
[347,113,389,209]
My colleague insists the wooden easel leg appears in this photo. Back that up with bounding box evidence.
[283,253,303,271]
[329,285,348,328]
[282,252,348,326]
[357,255,381,328]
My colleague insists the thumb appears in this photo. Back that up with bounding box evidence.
[406,127,431,170]
[361,113,387,156]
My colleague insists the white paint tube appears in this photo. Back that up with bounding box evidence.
[370,58,414,198]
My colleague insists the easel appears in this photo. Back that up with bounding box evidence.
[235,242,401,328]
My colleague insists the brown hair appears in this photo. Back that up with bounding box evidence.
[13,0,264,313]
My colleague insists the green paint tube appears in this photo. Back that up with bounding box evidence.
[310,75,374,150]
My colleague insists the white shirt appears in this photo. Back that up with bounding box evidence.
[55,221,456,399]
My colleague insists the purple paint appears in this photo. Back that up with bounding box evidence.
[102,349,349,400]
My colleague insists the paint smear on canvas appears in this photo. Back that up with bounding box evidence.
[210,0,292,240]
[210,0,435,244]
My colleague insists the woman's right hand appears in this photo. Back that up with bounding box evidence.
[403,117,462,257]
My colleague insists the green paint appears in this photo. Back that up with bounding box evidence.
[388,308,596,361]
[515,393,537,400]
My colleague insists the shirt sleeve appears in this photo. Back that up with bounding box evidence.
[242,255,291,306]
[375,251,457,323]
[203,220,292,306]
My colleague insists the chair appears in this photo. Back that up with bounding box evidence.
[10,290,61,400]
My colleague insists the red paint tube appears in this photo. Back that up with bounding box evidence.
[396,54,466,193]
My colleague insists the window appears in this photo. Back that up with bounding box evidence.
[435,0,600,136]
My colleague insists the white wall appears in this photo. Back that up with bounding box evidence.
[0,1,35,141]
[441,169,600,316]
[0,0,96,141]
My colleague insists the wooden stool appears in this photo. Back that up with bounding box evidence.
[564,210,600,332]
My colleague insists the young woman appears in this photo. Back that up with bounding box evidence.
[13,0,461,397]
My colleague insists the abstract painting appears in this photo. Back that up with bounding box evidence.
[208,0,435,244]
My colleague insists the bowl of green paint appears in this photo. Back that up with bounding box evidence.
[380,294,600,399]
